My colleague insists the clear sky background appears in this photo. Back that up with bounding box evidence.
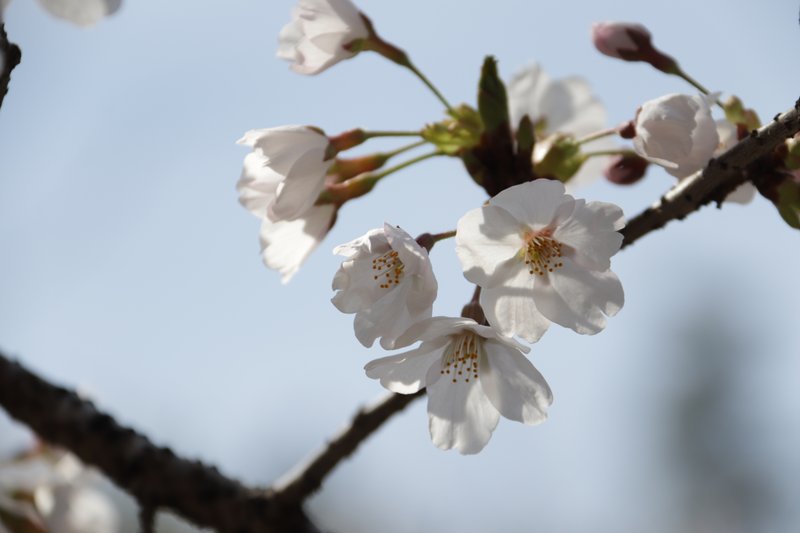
[1,1,799,532]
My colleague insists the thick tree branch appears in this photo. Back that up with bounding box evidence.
[1,23,22,111]
[0,353,319,533]
[276,101,800,498]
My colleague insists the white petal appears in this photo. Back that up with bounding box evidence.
[480,265,551,342]
[507,63,549,128]
[353,282,415,348]
[35,0,120,26]
[534,258,624,335]
[490,179,572,230]
[455,205,524,287]
[481,341,552,425]
[236,152,282,218]
[260,204,335,283]
[364,339,447,394]
[427,366,500,454]
[553,200,624,271]
[393,316,478,348]
[268,148,330,221]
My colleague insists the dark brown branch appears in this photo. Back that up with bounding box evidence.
[273,390,423,506]
[621,103,800,248]
[1,23,22,111]
[0,352,320,533]
[276,101,800,499]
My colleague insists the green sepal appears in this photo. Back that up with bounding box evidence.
[421,105,483,155]
[723,95,761,130]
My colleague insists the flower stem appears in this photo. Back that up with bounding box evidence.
[672,66,725,108]
[576,127,620,146]
[363,130,423,139]
[364,150,442,185]
[403,60,455,113]
[583,149,638,159]
[382,140,427,160]
[430,229,456,243]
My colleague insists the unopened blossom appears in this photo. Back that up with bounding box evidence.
[456,179,625,342]
[332,223,437,349]
[633,93,719,179]
[0,449,118,533]
[507,63,616,189]
[278,0,369,75]
[365,317,552,454]
[591,22,677,73]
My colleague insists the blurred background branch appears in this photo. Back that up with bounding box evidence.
[0,23,21,111]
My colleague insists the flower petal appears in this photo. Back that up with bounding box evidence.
[480,264,551,342]
[456,205,523,287]
[427,366,500,454]
[260,204,335,283]
[364,340,447,394]
[393,316,478,348]
[553,200,624,271]
[490,179,571,229]
[534,257,624,335]
[480,341,552,425]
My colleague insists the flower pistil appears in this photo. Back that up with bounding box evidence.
[522,229,564,276]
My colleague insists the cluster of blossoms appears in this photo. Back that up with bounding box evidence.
[236,2,798,453]
[0,445,118,532]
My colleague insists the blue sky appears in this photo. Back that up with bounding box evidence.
[1,1,799,531]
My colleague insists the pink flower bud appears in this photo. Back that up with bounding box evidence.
[591,21,677,73]
[603,154,649,185]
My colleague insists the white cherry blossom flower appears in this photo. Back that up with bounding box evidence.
[365,316,552,454]
[237,126,333,222]
[456,179,625,342]
[507,63,615,190]
[633,93,719,178]
[332,223,437,349]
[0,450,118,533]
[237,126,338,282]
[278,0,369,75]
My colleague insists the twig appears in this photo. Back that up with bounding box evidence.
[273,390,423,506]
[1,23,22,111]
[0,352,320,533]
[275,101,800,499]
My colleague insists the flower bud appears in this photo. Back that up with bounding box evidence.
[632,93,719,178]
[591,21,678,73]
[604,153,649,185]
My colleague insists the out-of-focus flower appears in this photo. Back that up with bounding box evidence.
[507,63,615,189]
[278,0,369,75]
[365,316,552,454]
[456,179,625,342]
[591,21,678,73]
[604,153,649,185]
[332,223,437,349]
[2,0,121,26]
[633,93,719,178]
[0,448,118,533]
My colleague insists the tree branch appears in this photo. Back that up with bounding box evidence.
[1,23,22,111]
[275,100,800,499]
[0,352,320,533]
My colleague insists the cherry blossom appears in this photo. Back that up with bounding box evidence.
[633,93,719,178]
[237,126,338,282]
[365,316,552,454]
[278,0,369,75]
[332,223,437,349]
[1,0,120,26]
[456,179,625,342]
[507,63,615,190]
[0,450,118,533]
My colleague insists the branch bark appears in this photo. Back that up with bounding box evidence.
[1,23,22,111]
[0,353,320,533]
